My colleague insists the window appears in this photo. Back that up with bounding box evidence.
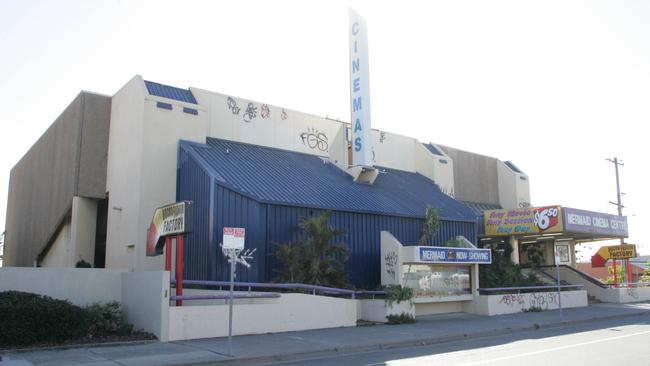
[402,264,471,297]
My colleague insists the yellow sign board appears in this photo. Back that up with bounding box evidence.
[484,206,564,236]
[591,244,637,267]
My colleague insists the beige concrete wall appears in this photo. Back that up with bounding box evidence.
[357,299,414,322]
[0,267,124,306]
[438,145,500,205]
[4,92,111,267]
[416,301,465,316]
[121,270,170,341]
[71,196,97,266]
[168,293,357,341]
[191,88,343,158]
[40,222,72,267]
[105,76,147,269]
[466,290,588,316]
[106,76,209,271]
[497,161,531,209]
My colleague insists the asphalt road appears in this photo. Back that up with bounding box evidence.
[257,313,650,366]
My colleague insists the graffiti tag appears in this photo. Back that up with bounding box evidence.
[260,104,270,119]
[243,102,257,123]
[281,108,288,120]
[384,251,398,280]
[299,128,328,152]
[226,97,240,115]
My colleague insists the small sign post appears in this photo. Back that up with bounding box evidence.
[221,227,255,357]
[554,247,563,321]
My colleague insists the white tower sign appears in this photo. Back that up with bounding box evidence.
[349,9,373,168]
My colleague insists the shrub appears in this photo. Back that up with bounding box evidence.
[0,291,88,347]
[384,284,413,307]
[386,313,417,324]
[85,301,133,337]
[75,259,92,268]
[275,211,349,288]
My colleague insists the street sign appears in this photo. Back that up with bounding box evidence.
[591,244,637,267]
[222,227,245,250]
[146,201,193,256]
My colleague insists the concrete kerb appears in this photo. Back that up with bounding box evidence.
[183,307,650,366]
[1,339,159,354]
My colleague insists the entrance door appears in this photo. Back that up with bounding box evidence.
[554,243,571,265]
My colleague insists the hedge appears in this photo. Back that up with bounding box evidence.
[0,291,88,347]
[0,291,136,347]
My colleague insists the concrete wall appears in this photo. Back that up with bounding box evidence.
[71,196,97,265]
[465,290,588,316]
[497,161,531,209]
[358,299,414,322]
[4,92,111,267]
[0,267,124,306]
[438,145,500,205]
[105,76,209,271]
[40,222,72,267]
[191,88,343,159]
[167,293,357,341]
[121,271,170,340]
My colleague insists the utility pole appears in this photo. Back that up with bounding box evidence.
[606,157,627,287]
[606,157,624,244]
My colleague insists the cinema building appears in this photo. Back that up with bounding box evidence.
[1,76,637,340]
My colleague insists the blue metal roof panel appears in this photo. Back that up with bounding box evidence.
[144,80,198,104]
[180,139,476,222]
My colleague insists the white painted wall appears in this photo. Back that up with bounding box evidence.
[414,142,455,197]
[105,76,209,271]
[71,196,97,265]
[497,161,531,209]
[191,88,343,158]
[40,222,72,267]
[121,270,170,341]
[358,299,414,322]
[465,290,588,316]
[0,267,124,306]
[168,293,357,341]
[106,76,147,270]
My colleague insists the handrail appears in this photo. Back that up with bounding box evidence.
[170,293,281,301]
[538,265,608,289]
[607,282,650,288]
[171,279,366,298]
[477,284,584,293]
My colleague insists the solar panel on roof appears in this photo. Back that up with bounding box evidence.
[144,80,198,105]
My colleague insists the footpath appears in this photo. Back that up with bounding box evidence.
[2,302,650,366]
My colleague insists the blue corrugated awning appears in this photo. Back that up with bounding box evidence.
[179,138,477,222]
[145,80,198,104]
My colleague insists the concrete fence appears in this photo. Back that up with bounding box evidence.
[465,290,588,316]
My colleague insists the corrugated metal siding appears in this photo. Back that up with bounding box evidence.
[265,206,475,288]
[179,143,478,289]
[144,80,198,104]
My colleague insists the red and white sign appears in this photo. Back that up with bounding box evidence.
[223,227,245,250]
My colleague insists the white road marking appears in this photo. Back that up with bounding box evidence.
[455,329,650,366]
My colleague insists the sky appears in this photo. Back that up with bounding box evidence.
[0,0,648,260]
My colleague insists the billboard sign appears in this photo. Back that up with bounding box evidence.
[563,207,628,237]
[417,247,492,264]
[146,201,193,256]
[349,9,373,167]
[223,227,245,250]
[484,206,563,236]
[591,244,637,267]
